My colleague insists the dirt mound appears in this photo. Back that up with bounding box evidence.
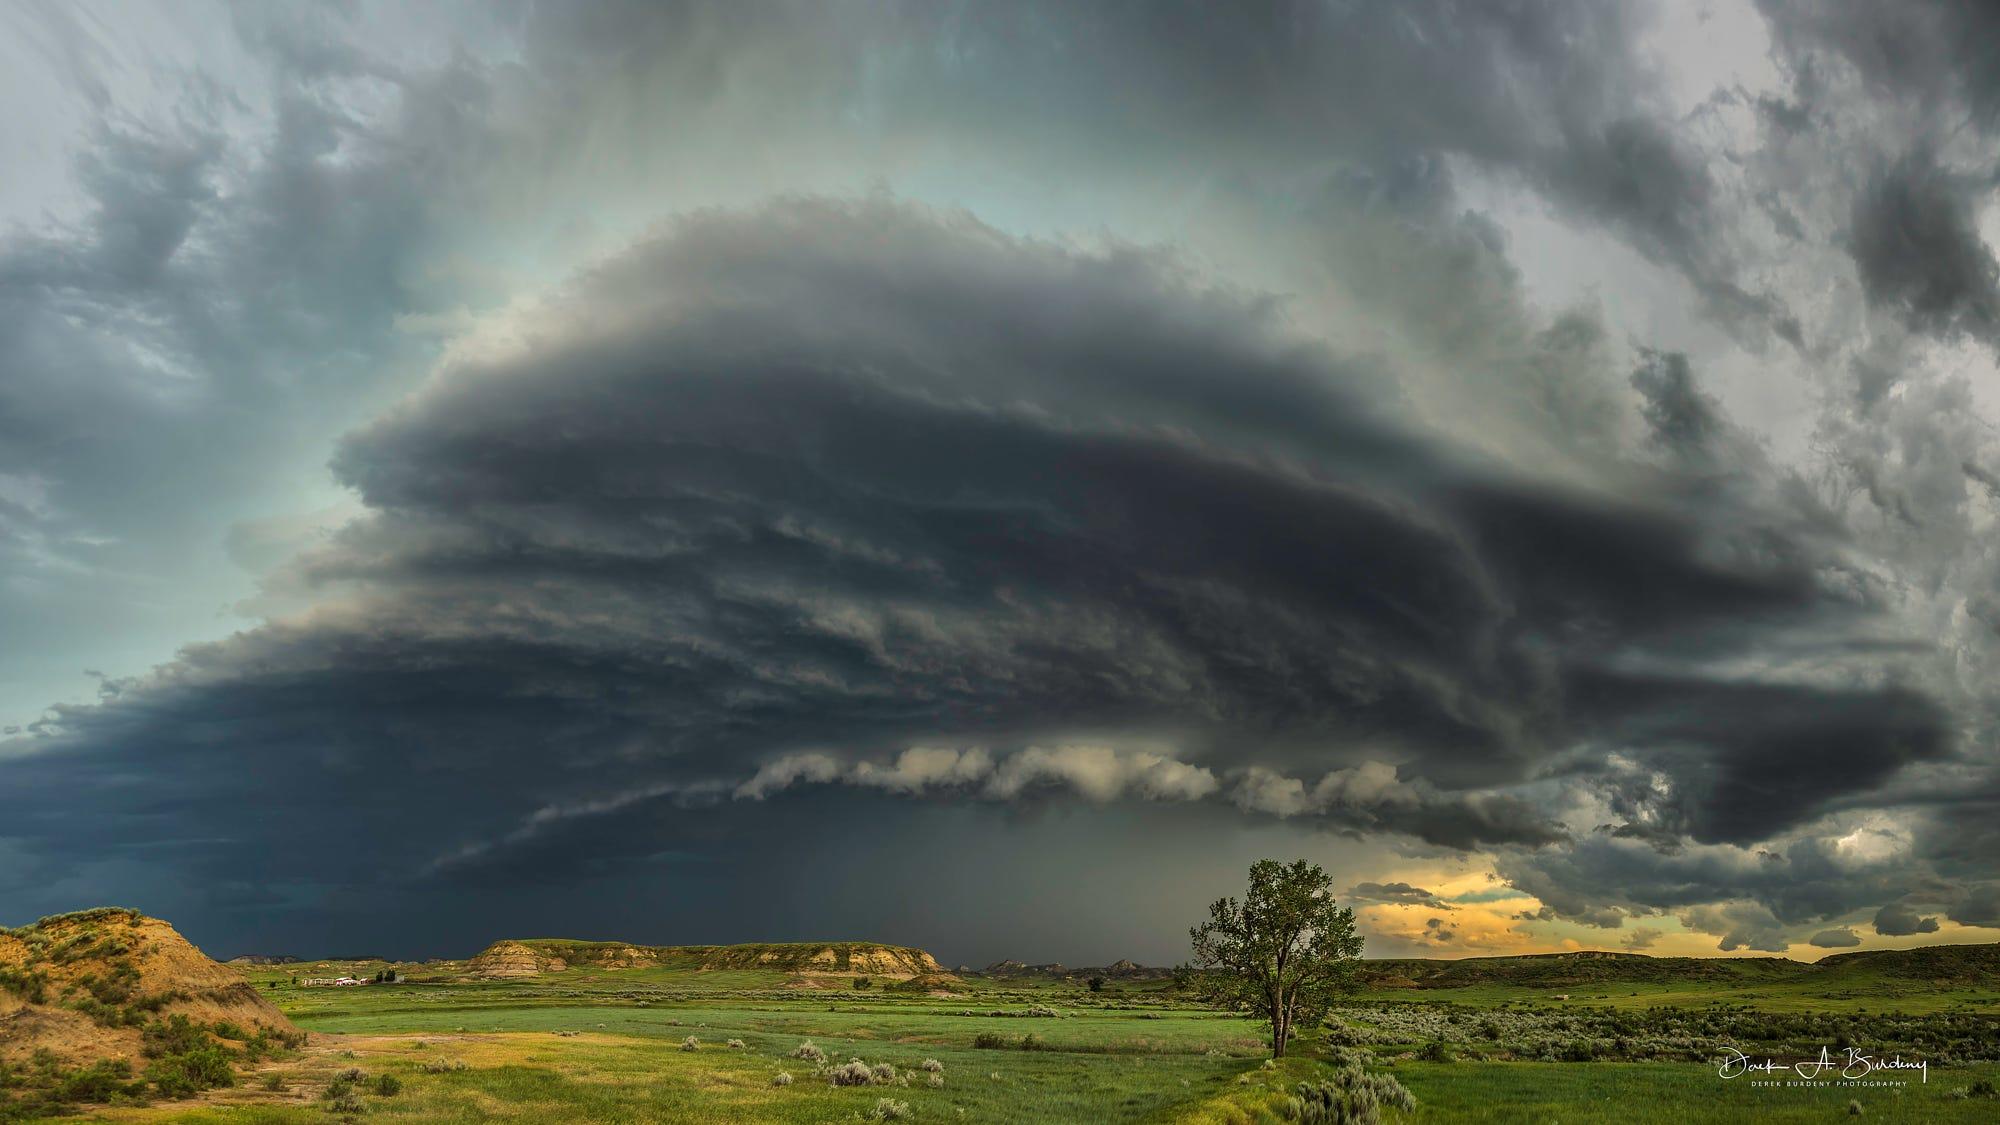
[0,908,297,1068]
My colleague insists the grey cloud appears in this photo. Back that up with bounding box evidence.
[1847,150,2000,342]
[1620,926,1662,951]
[1950,884,2000,929]
[1497,825,1931,934]
[1345,882,1453,910]
[1872,902,1940,936]
[1680,902,1790,953]
[1809,927,1861,948]
[1757,0,2000,128]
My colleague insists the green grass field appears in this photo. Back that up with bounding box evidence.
[47,954,1991,1124]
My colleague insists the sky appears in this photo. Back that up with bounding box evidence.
[2,0,1999,967]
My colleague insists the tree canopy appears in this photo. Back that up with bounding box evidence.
[1183,859,1363,1058]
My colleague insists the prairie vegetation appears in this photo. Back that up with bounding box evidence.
[7,901,2000,1122]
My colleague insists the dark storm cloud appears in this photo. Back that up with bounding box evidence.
[1759,0,2000,352]
[0,198,1951,929]
[1872,902,1940,936]
[1681,902,1789,953]
[1808,927,1861,949]
[1950,884,2000,929]
[1345,882,1453,910]
[1847,150,2000,343]
[1495,824,1939,935]
[1565,676,1949,845]
[1757,0,2000,127]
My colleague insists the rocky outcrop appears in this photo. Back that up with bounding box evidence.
[466,941,567,978]
[977,957,1174,981]
[466,939,945,980]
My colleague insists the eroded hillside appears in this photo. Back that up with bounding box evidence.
[466,938,947,981]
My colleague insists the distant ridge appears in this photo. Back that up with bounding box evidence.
[1353,942,2000,990]
[981,958,1172,981]
[962,942,2000,990]
[466,939,947,981]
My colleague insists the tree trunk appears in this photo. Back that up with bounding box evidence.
[1271,1010,1288,1058]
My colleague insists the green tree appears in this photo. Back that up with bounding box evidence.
[1183,859,1362,1058]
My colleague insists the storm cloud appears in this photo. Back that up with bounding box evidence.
[2,1,1998,961]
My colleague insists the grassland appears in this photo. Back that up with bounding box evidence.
[16,943,1999,1123]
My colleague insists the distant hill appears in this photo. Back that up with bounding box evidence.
[1353,950,1804,989]
[1812,941,2000,985]
[0,908,297,1068]
[980,957,1174,982]
[1354,943,2000,990]
[963,942,2000,991]
[225,954,302,966]
[466,938,947,981]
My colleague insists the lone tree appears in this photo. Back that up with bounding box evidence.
[1183,859,1362,1058]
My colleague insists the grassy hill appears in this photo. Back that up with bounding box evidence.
[1350,942,2000,992]
[1354,950,1806,990]
[1814,941,2000,985]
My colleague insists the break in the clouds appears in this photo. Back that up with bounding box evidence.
[1,0,1999,964]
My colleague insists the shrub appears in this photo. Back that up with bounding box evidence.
[1281,1066,1417,1125]
[869,1062,897,1084]
[51,1059,143,1103]
[419,1058,468,1074]
[326,1091,366,1116]
[372,1072,402,1096]
[1018,1033,1045,1051]
[142,1014,211,1059]
[1848,1100,1863,1117]
[791,1041,828,1062]
[973,1032,1006,1049]
[772,1071,794,1087]
[870,1097,911,1120]
[1417,1040,1455,1063]
[323,1073,356,1100]
[0,966,49,1004]
[726,1038,746,1049]
[147,1043,237,1098]
[921,1058,944,1073]
[828,1059,878,1086]
[927,1071,946,1088]
[1088,977,1105,992]
[1025,1004,1060,1017]
[679,1036,700,1052]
